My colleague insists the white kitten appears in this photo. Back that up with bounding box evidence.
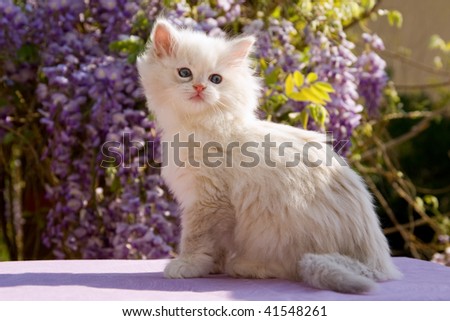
[137,19,402,293]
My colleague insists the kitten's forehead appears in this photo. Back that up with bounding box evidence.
[175,31,229,68]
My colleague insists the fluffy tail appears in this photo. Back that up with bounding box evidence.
[298,253,396,294]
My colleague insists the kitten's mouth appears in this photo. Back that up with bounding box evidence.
[189,93,204,102]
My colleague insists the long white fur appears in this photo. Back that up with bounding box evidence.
[137,19,402,293]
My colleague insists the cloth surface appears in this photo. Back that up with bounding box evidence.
[0,257,449,300]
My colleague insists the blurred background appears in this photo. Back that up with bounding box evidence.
[0,0,449,265]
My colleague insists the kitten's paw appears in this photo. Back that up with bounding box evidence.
[164,256,213,279]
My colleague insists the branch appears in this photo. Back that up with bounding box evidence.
[381,110,435,121]
[395,79,450,90]
[381,49,450,77]
[356,163,421,258]
[383,117,431,147]
[0,123,41,168]
[384,218,428,235]
[361,105,450,160]
[367,136,442,235]
[392,182,443,233]
[416,185,450,195]
[0,172,15,260]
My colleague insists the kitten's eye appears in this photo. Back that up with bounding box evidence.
[178,67,192,78]
[209,74,222,84]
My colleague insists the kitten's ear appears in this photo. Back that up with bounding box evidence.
[151,19,178,57]
[227,36,255,65]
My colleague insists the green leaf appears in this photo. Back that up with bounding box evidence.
[429,34,450,53]
[287,91,310,102]
[293,71,304,87]
[309,84,332,102]
[285,74,294,95]
[109,36,145,63]
[306,104,328,128]
[313,81,335,93]
[265,67,280,86]
[301,87,328,104]
[349,2,362,18]
[430,34,445,49]
[306,72,318,83]
[271,6,282,19]
[300,110,309,129]
[387,10,403,28]
[132,10,150,33]
[316,105,328,128]
[424,195,439,210]
[308,104,318,121]
[361,0,376,10]
[259,58,268,70]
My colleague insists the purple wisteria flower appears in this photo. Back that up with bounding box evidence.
[285,30,363,155]
[19,0,181,259]
[244,18,302,73]
[357,33,388,117]
[165,0,244,36]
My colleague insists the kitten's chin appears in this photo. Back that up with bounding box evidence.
[180,99,223,119]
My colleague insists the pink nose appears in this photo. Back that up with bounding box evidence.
[193,84,206,93]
